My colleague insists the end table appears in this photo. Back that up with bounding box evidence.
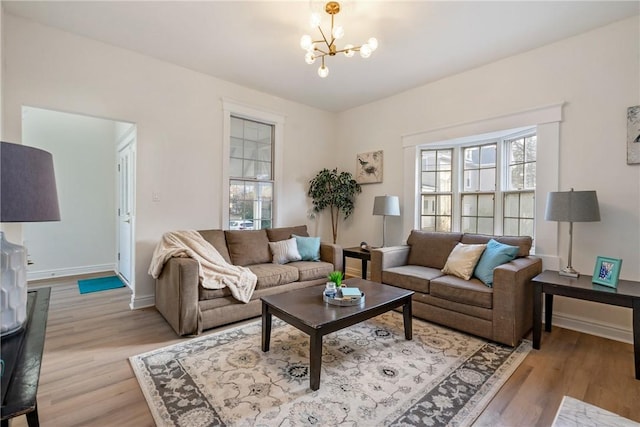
[342,247,371,279]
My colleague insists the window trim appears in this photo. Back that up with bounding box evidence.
[221,99,285,229]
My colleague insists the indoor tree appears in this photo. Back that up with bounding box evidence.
[308,168,362,244]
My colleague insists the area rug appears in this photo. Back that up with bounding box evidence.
[77,275,125,294]
[130,311,530,427]
[552,396,640,427]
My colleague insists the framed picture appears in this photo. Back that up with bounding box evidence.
[592,256,622,288]
[628,105,640,165]
[356,150,383,184]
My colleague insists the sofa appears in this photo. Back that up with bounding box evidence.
[155,225,342,336]
[371,230,542,347]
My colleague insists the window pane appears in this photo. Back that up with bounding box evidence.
[243,121,259,141]
[437,195,451,215]
[479,168,495,191]
[462,217,476,233]
[230,137,243,157]
[461,194,477,216]
[242,160,255,178]
[255,161,271,180]
[437,171,451,192]
[437,151,451,170]
[230,117,244,138]
[504,193,519,217]
[520,219,534,237]
[436,216,451,232]
[422,172,436,192]
[508,165,524,190]
[256,123,272,143]
[422,195,436,215]
[509,139,524,163]
[422,151,436,171]
[478,217,494,235]
[480,144,496,167]
[244,140,258,161]
[504,218,519,235]
[520,192,534,218]
[230,158,243,177]
[261,201,272,219]
[525,136,537,162]
[464,170,479,192]
[257,142,271,162]
[524,163,536,189]
[464,146,479,168]
[478,194,494,216]
[421,216,435,231]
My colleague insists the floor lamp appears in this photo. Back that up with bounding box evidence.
[373,195,400,247]
[1,141,60,336]
[545,188,600,278]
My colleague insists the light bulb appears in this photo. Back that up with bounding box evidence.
[360,44,372,58]
[300,35,313,50]
[368,37,378,51]
[343,44,355,57]
[310,12,321,28]
[332,25,344,40]
[305,52,316,65]
[318,65,329,78]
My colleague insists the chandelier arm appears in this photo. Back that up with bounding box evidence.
[334,45,363,54]
[317,26,332,49]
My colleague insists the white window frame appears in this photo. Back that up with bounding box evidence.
[221,99,285,229]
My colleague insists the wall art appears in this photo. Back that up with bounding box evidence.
[356,150,383,184]
[628,105,640,165]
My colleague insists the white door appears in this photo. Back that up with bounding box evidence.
[117,133,135,285]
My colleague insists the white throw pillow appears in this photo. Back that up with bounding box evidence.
[269,238,302,265]
[441,243,487,280]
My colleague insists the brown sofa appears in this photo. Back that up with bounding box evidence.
[155,225,342,336]
[371,230,542,347]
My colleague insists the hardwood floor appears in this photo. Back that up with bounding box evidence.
[11,274,640,426]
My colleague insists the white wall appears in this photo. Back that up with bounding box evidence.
[22,107,118,279]
[336,16,640,341]
[2,14,336,307]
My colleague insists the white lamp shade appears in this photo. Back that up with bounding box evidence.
[373,196,400,216]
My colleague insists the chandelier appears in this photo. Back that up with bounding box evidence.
[300,1,378,78]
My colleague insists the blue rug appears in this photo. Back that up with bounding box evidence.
[78,276,125,294]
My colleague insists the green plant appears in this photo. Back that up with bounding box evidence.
[327,271,344,287]
[308,168,362,244]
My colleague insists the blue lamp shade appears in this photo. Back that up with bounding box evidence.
[1,141,60,336]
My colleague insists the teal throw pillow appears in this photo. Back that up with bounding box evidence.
[473,239,519,286]
[292,234,321,261]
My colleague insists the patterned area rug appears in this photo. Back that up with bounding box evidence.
[130,312,530,427]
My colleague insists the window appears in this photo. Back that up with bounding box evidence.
[229,116,274,230]
[419,129,536,237]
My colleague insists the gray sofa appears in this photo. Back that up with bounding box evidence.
[371,230,542,347]
[155,225,342,336]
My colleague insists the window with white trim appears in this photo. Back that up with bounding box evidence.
[419,129,536,237]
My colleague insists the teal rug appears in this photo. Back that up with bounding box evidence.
[78,276,125,294]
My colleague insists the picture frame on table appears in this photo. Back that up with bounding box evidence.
[592,256,622,288]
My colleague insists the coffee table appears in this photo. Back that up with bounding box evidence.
[261,277,414,390]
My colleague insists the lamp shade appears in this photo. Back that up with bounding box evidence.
[544,189,600,223]
[373,195,400,216]
[1,141,60,222]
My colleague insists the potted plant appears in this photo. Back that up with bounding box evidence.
[308,168,362,244]
[327,270,344,288]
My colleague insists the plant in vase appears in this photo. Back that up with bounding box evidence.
[327,271,344,288]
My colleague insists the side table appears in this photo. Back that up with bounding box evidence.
[531,270,640,380]
[342,247,371,279]
[1,287,51,427]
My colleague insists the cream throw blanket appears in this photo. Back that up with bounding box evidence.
[148,230,257,303]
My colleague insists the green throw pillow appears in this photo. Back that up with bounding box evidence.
[292,234,321,261]
[473,239,519,286]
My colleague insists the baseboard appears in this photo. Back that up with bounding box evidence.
[345,266,368,280]
[550,310,633,344]
[130,293,155,310]
[27,264,116,281]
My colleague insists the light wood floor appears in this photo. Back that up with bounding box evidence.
[10,274,640,427]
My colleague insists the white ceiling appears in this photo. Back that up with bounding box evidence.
[3,1,639,112]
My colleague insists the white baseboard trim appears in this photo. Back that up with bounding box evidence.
[27,264,116,281]
[130,294,155,310]
[550,310,633,344]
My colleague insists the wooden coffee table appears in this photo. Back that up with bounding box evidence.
[261,277,414,390]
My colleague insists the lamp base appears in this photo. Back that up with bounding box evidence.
[1,232,28,337]
[559,266,579,278]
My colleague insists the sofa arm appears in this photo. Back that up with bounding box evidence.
[492,256,543,346]
[320,243,343,272]
[155,257,201,336]
[370,245,411,283]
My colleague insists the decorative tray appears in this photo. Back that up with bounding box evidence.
[323,292,365,306]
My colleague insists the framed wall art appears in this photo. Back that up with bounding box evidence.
[356,150,383,184]
[592,256,622,288]
[628,105,640,165]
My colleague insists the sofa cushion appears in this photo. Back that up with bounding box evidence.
[197,230,231,263]
[225,229,271,266]
[461,233,532,258]
[266,225,309,242]
[430,275,493,309]
[268,237,302,264]
[473,239,519,286]
[441,243,487,280]
[247,263,300,288]
[407,230,463,269]
[382,265,443,294]
[292,234,321,261]
[291,260,334,281]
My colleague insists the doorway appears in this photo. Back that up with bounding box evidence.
[117,129,136,285]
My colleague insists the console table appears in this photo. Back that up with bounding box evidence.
[1,287,51,426]
[531,270,640,380]
[342,247,371,279]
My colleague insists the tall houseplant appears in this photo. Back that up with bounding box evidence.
[308,168,362,244]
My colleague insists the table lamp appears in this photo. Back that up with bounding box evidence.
[1,141,60,336]
[544,188,600,278]
[373,195,400,247]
